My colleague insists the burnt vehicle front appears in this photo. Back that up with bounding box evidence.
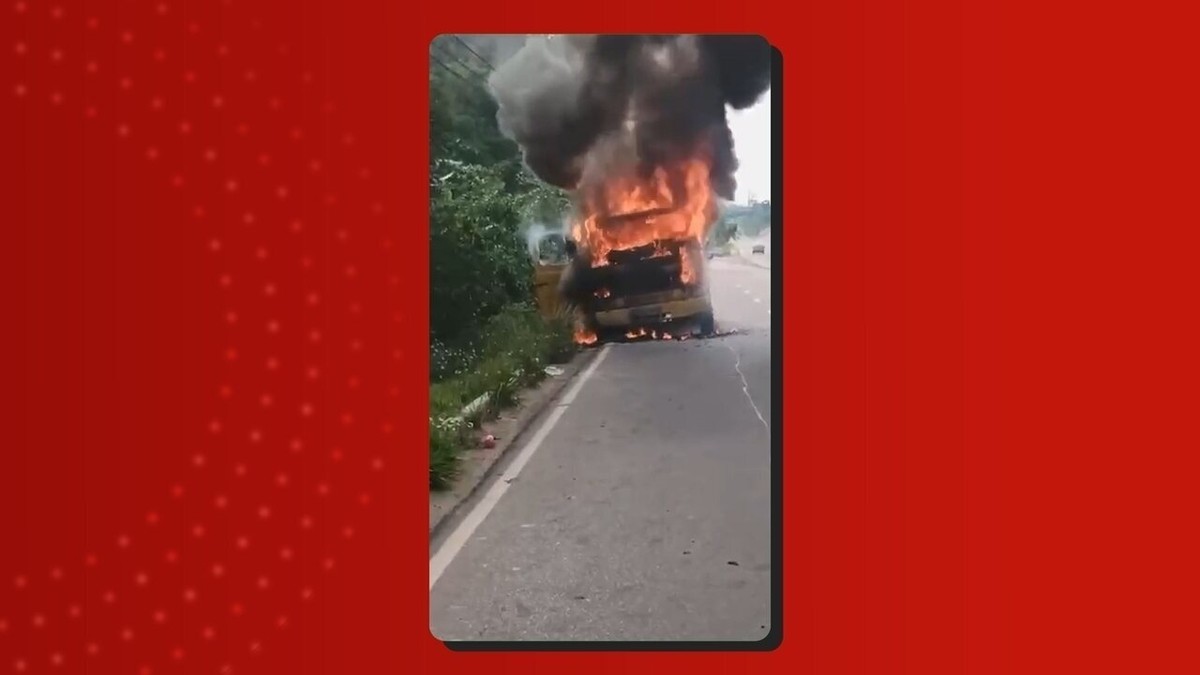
[561,206,714,342]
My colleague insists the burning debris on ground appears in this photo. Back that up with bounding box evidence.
[623,326,742,343]
[574,325,743,348]
[490,35,771,345]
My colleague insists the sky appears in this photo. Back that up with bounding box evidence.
[726,88,772,205]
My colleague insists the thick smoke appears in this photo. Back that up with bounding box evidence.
[487,35,771,203]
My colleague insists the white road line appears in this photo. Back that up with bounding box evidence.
[429,344,613,591]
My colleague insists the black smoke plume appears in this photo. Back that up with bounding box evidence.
[487,35,771,203]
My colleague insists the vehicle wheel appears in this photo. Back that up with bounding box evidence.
[697,312,716,336]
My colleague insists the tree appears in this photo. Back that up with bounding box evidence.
[720,200,771,237]
[710,214,740,247]
[428,39,572,353]
[429,162,533,345]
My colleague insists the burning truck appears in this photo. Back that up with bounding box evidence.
[557,155,719,343]
[490,35,771,344]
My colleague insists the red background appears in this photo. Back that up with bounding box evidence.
[3,1,1199,673]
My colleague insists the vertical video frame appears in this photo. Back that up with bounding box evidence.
[429,34,776,646]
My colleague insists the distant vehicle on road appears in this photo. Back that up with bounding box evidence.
[751,244,766,255]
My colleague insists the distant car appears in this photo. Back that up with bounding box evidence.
[751,244,766,255]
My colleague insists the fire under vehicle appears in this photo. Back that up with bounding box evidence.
[559,207,715,342]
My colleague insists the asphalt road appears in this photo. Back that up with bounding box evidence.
[429,258,773,642]
[733,231,772,264]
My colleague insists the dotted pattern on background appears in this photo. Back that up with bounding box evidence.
[2,2,405,672]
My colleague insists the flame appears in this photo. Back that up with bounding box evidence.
[622,327,679,342]
[574,326,597,345]
[570,156,717,280]
[679,246,696,284]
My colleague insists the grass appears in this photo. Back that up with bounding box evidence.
[429,304,576,490]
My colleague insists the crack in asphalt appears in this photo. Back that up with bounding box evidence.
[726,342,769,432]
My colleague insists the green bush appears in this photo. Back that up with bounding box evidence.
[429,414,468,490]
[481,305,552,367]
[429,163,535,346]
[428,304,578,490]
[430,339,482,383]
[430,379,469,417]
[544,309,578,365]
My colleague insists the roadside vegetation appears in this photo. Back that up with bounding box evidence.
[719,200,772,238]
[428,36,576,490]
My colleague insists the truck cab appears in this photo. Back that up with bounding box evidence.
[559,209,716,341]
[531,232,570,320]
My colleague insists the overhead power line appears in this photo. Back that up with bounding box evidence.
[442,47,487,78]
[429,53,473,83]
[431,40,489,81]
[450,35,494,71]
